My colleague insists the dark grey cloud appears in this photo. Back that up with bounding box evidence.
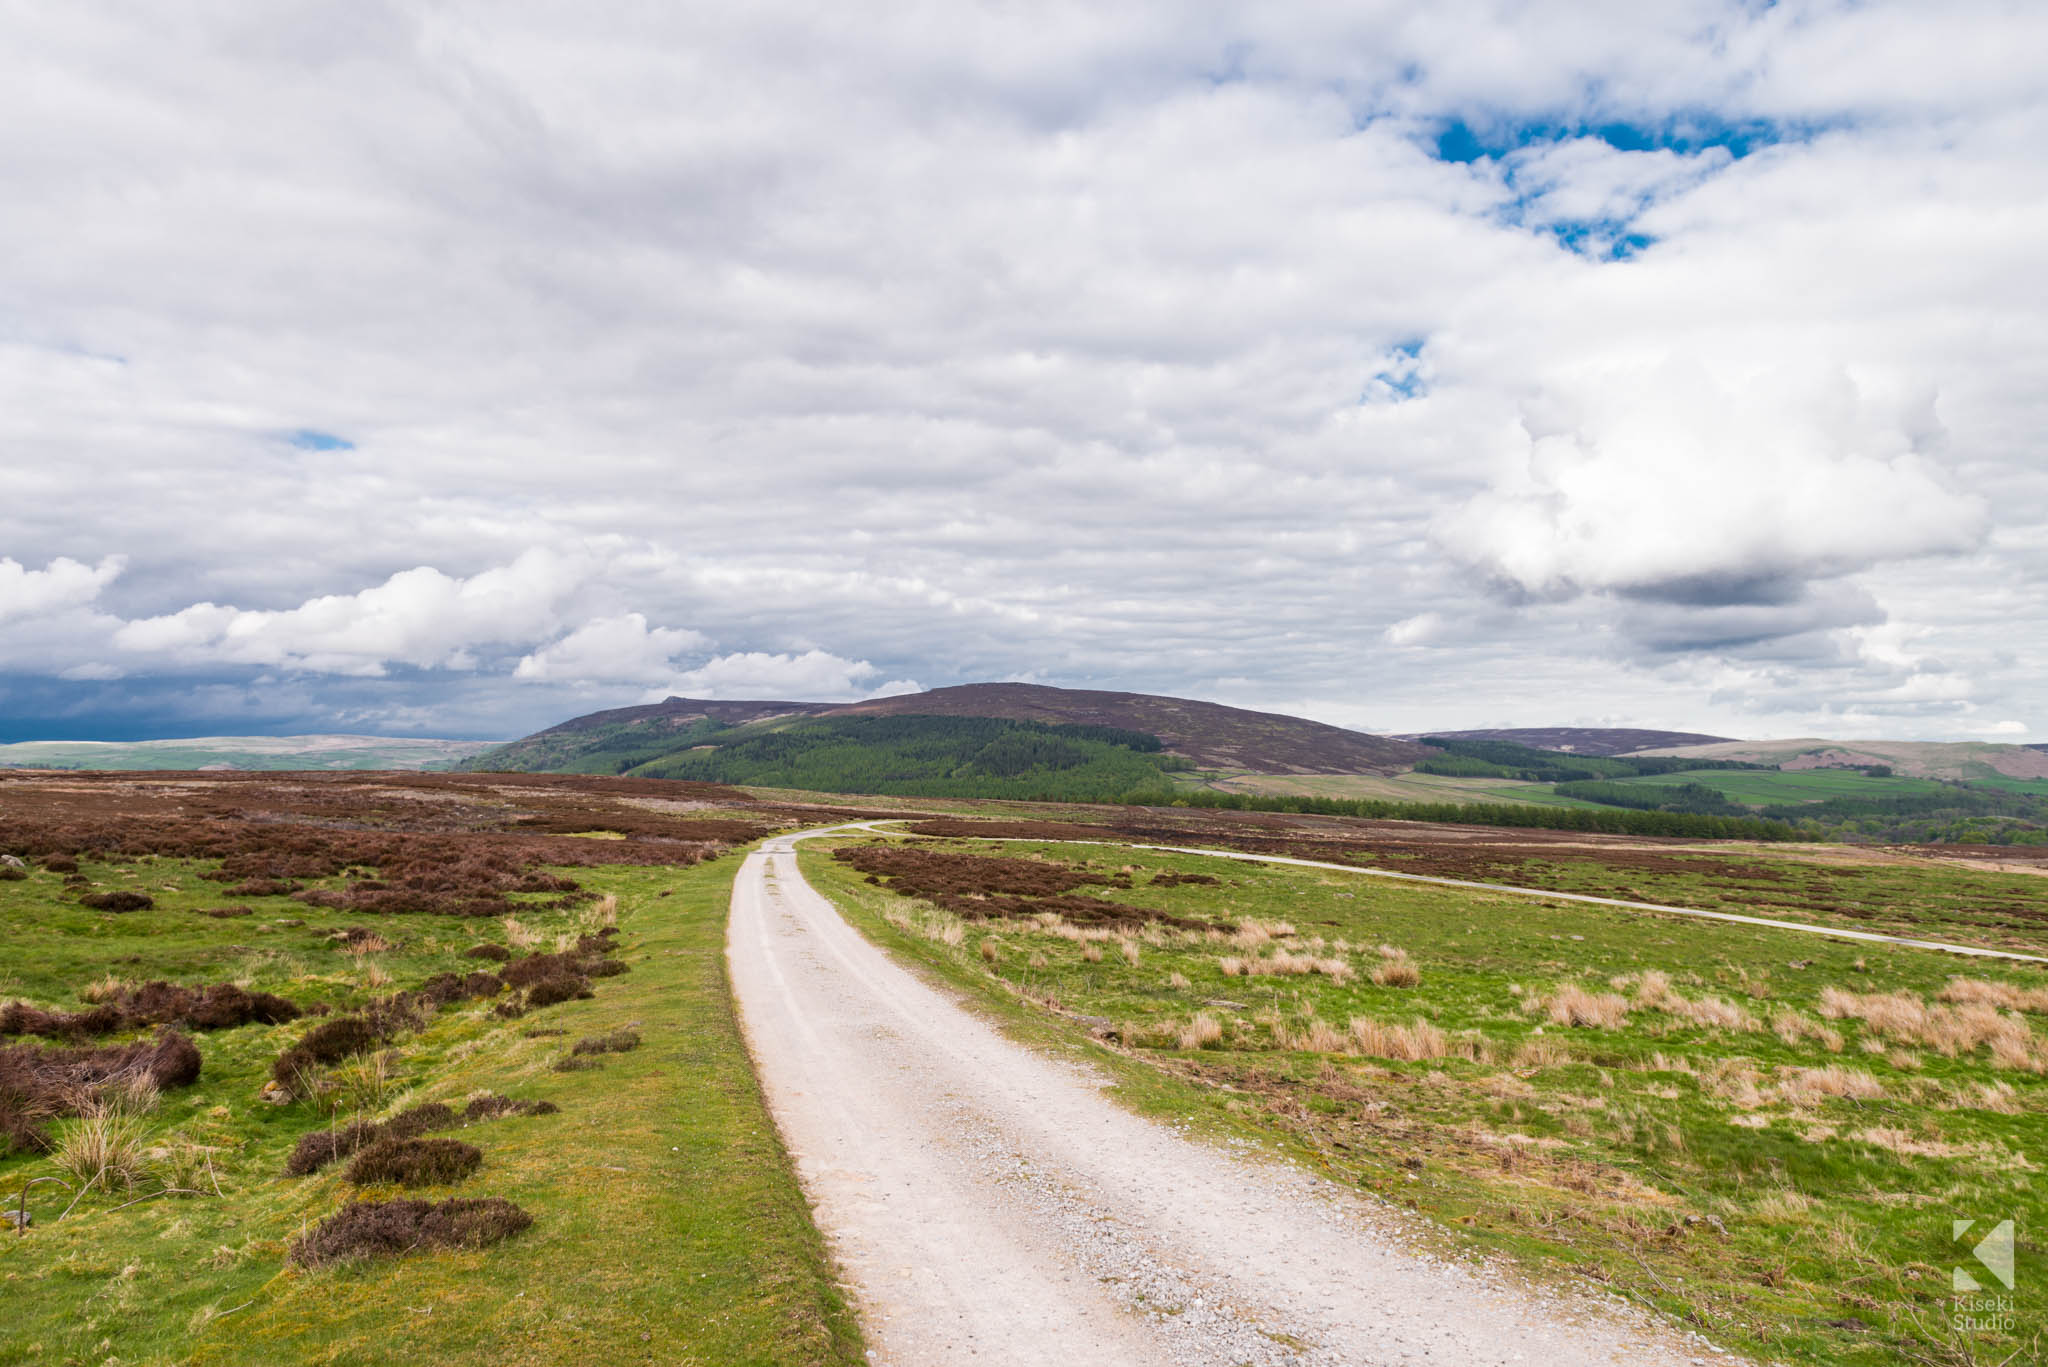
[3,2,2046,743]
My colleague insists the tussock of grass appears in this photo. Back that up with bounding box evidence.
[569,1029,640,1056]
[1818,985,2046,1069]
[1544,984,1629,1029]
[1938,975,2048,1012]
[1176,1013,1224,1050]
[1348,1015,1449,1061]
[1771,1009,1844,1053]
[1217,950,1353,982]
[1370,949,1420,988]
[52,1079,159,1193]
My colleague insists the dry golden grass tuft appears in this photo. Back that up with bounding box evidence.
[1619,970,1756,1031]
[1545,984,1630,1029]
[78,973,128,1005]
[1118,939,1141,966]
[1348,1015,1450,1061]
[502,915,541,950]
[1166,971,1190,991]
[1276,1015,1350,1053]
[1371,947,1421,988]
[1852,1126,1961,1160]
[1081,943,1103,963]
[1775,1065,1886,1105]
[1773,1009,1845,1053]
[1177,1013,1224,1050]
[1217,950,1354,983]
[1938,976,2048,1013]
[1946,1080,2021,1113]
[576,893,620,935]
[53,1077,159,1194]
[1515,1035,1573,1068]
[1819,985,2046,1069]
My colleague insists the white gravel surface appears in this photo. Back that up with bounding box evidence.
[726,826,1744,1367]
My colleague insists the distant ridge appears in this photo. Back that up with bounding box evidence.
[474,682,1431,777]
[833,684,1429,773]
[0,734,495,772]
[528,696,836,736]
[1411,727,1737,756]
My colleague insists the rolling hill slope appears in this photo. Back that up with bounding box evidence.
[1410,727,1736,756]
[1634,737,2048,783]
[470,683,1430,779]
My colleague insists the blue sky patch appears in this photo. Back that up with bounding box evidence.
[287,429,355,452]
[1431,112,1803,165]
[1363,338,1428,403]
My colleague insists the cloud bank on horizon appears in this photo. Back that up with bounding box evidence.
[3,2,2044,742]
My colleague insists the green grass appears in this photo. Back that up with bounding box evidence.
[800,835,2047,1367]
[1961,772,2048,798]
[1214,771,1609,809]
[0,855,862,1367]
[1335,842,2048,959]
[1598,769,1957,806]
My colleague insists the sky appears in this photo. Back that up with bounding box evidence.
[4,1,2046,744]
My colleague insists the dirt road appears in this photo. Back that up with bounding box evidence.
[726,827,1733,1367]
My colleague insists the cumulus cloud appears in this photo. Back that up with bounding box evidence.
[113,549,589,676]
[512,614,708,684]
[652,651,922,702]
[0,555,123,623]
[0,3,2043,741]
[1437,361,1989,625]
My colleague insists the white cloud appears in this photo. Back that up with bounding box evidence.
[1383,612,1444,647]
[1437,361,1989,608]
[650,650,922,702]
[0,3,2044,742]
[512,613,707,683]
[0,555,123,623]
[113,549,588,676]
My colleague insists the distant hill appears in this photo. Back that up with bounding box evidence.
[833,684,1428,773]
[471,682,1430,779]
[1633,737,2048,783]
[1411,727,1736,756]
[0,735,497,772]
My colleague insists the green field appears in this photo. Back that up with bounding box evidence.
[1211,770,1607,809]
[1963,772,2048,798]
[801,832,2047,1367]
[1600,769,1956,806]
[0,855,861,1367]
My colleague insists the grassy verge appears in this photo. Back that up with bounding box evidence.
[1,853,862,1367]
[800,835,2045,1367]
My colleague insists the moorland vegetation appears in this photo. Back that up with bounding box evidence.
[803,824,2048,1367]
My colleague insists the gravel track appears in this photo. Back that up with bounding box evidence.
[726,826,1742,1367]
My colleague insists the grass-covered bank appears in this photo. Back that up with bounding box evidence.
[799,834,2046,1367]
[0,853,862,1367]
